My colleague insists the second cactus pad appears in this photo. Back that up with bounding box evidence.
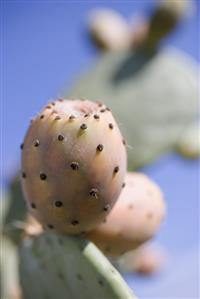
[68,48,198,169]
[19,232,136,299]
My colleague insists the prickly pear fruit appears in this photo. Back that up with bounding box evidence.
[117,245,165,274]
[86,172,166,257]
[21,99,127,235]
[88,9,131,51]
[176,121,200,159]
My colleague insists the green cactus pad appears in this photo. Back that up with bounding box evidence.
[0,236,20,299]
[19,232,136,299]
[68,48,199,169]
[3,175,27,244]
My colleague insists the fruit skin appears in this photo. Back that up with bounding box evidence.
[86,172,166,257]
[21,99,127,235]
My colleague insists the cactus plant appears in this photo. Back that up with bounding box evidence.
[88,0,193,52]
[86,172,166,257]
[68,0,199,169]
[21,98,127,234]
[19,232,136,299]
[2,172,165,298]
[3,173,166,259]
[2,170,166,298]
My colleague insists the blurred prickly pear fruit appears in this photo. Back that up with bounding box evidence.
[88,8,131,51]
[176,121,200,159]
[117,244,165,274]
[21,99,127,234]
[86,172,166,257]
[88,0,194,52]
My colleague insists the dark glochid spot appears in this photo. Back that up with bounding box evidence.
[69,115,75,120]
[76,274,82,280]
[80,123,87,130]
[55,201,63,207]
[70,162,79,171]
[98,279,104,286]
[48,224,54,229]
[40,173,47,180]
[94,114,100,120]
[89,188,98,198]
[122,139,126,146]
[113,166,119,174]
[34,139,40,147]
[31,203,36,209]
[71,220,79,226]
[58,134,64,141]
[96,144,103,152]
[103,205,110,212]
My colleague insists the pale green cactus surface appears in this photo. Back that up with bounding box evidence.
[68,48,199,169]
[19,232,136,299]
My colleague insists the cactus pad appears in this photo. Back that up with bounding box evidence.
[68,48,199,169]
[19,232,136,299]
[3,175,27,244]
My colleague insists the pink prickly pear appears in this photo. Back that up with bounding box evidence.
[86,172,166,257]
[21,99,127,234]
